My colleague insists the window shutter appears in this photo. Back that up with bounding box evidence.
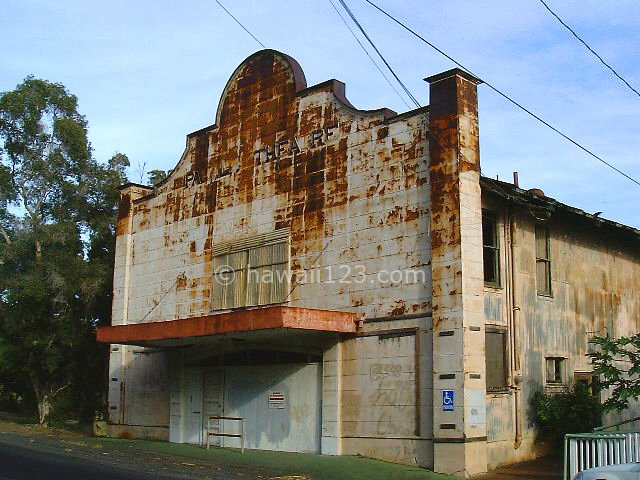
[212,229,290,310]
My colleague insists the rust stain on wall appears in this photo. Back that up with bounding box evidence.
[120,50,431,326]
[116,193,131,236]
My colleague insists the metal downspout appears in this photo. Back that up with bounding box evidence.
[508,209,523,449]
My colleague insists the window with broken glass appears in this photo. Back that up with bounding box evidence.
[482,211,500,287]
[212,230,289,310]
[535,226,552,296]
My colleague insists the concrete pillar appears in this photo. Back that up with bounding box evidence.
[321,339,342,455]
[426,69,487,477]
[112,183,153,326]
[108,183,152,425]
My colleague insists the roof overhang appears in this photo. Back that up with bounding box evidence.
[481,176,640,241]
[97,306,358,348]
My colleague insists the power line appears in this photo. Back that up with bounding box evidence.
[328,0,412,109]
[214,0,266,49]
[337,0,421,109]
[362,0,640,188]
[335,0,478,173]
[537,0,640,99]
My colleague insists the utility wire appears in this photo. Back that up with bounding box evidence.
[537,0,640,99]
[336,0,475,172]
[337,0,421,108]
[337,0,469,169]
[214,0,266,49]
[362,0,640,188]
[328,0,412,109]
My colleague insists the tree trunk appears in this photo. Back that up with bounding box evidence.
[32,383,50,425]
[32,378,71,425]
[0,227,10,244]
[35,238,42,265]
[37,394,51,425]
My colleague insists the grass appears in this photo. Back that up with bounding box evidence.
[0,410,454,479]
[86,437,454,480]
[0,409,91,433]
[0,410,36,425]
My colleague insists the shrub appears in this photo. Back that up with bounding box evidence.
[530,383,602,446]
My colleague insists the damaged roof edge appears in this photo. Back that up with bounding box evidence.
[481,177,640,240]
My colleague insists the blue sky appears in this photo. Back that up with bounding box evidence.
[1,0,639,227]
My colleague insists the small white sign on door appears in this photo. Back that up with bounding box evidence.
[268,391,286,409]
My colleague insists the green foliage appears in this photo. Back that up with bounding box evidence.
[0,76,127,423]
[148,169,167,185]
[530,383,602,446]
[0,76,91,227]
[588,334,640,412]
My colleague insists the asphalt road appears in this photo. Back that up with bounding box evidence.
[0,439,165,480]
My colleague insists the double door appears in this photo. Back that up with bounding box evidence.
[181,363,321,453]
[183,367,223,445]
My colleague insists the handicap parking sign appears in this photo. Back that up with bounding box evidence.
[442,390,454,412]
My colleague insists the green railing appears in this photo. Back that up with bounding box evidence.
[594,416,640,432]
[564,431,640,480]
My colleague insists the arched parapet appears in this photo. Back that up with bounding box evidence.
[215,49,308,127]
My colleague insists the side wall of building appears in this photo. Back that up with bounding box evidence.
[482,195,640,468]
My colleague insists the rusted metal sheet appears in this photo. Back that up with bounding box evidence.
[98,306,357,345]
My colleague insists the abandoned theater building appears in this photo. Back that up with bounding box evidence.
[96,50,640,476]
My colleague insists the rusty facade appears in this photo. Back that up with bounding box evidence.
[98,50,640,477]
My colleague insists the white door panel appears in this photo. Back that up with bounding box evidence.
[203,367,224,447]
[223,363,321,453]
[183,368,203,444]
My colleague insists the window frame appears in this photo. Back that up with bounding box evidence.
[482,210,501,288]
[535,225,552,297]
[211,230,290,311]
[545,357,566,385]
[485,325,509,393]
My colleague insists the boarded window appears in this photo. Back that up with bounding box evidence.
[535,226,552,296]
[545,357,565,384]
[212,230,290,310]
[485,327,508,392]
[482,211,500,286]
[247,242,288,307]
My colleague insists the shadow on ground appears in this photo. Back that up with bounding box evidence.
[478,457,563,480]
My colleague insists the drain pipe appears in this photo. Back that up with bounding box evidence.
[508,209,523,449]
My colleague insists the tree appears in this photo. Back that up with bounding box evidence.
[148,169,167,185]
[589,334,640,412]
[0,77,127,424]
[0,76,91,252]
